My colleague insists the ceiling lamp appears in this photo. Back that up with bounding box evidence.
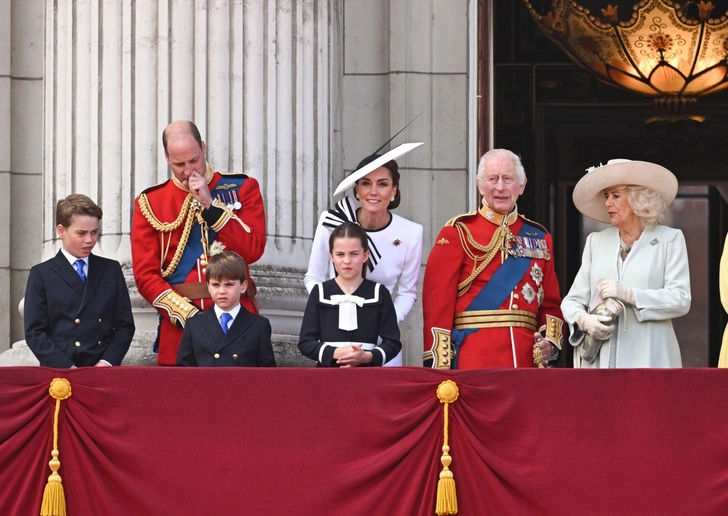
[522,1,728,121]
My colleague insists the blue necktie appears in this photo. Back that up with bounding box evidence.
[220,312,232,334]
[74,259,86,283]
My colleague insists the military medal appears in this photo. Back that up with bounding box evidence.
[231,190,242,210]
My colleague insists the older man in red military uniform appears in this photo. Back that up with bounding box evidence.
[423,149,563,369]
[132,121,266,365]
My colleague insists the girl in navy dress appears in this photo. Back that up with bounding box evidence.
[298,222,401,367]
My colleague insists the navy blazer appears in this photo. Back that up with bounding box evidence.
[24,251,135,368]
[176,305,276,367]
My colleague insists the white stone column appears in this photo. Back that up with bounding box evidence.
[0,0,45,352]
[41,0,335,364]
[341,0,472,364]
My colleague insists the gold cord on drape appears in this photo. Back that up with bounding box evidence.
[40,378,72,516]
[435,380,459,515]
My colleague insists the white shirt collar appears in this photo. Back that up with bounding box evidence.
[60,247,89,267]
[213,303,241,324]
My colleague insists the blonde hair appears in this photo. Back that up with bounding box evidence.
[623,185,667,229]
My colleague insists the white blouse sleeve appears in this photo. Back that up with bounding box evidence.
[391,223,423,324]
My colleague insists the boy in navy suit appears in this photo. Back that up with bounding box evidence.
[176,251,275,367]
[24,194,135,368]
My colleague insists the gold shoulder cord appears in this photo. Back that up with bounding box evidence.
[138,193,203,278]
[455,222,511,297]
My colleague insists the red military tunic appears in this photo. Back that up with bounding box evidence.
[423,203,563,368]
[132,167,266,365]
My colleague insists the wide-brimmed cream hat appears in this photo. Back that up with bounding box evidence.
[572,159,678,223]
[333,142,423,197]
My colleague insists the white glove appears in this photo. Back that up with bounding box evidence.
[575,312,615,341]
[597,279,635,305]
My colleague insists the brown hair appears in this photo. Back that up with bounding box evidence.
[206,251,247,283]
[328,222,369,279]
[56,194,103,228]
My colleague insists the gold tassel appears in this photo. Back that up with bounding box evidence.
[40,378,72,516]
[436,380,459,515]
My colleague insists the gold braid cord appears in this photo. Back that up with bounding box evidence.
[435,380,459,515]
[455,222,512,297]
[138,193,203,278]
[40,378,72,516]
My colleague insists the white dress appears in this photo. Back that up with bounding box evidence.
[561,225,691,368]
[304,196,424,366]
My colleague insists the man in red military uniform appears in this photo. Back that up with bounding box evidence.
[423,149,563,369]
[132,121,266,365]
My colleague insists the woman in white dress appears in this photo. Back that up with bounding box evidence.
[561,159,691,368]
[304,145,423,366]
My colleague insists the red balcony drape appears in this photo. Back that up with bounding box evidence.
[1,367,727,515]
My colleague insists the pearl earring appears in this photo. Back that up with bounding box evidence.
[390,196,395,202]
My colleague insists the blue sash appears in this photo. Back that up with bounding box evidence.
[451,220,545,368]
[166,177,246,285]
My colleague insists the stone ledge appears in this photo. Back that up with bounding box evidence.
[0,332,312,367]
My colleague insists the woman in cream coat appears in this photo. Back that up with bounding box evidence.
[561,160,691,368]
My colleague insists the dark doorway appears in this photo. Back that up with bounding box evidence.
[488,2,728,366]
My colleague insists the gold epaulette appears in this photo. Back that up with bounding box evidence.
[519,213,550,235]
[444,210,478,228]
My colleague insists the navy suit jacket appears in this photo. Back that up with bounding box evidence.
[24,251,135,368]
[176,305,276,367]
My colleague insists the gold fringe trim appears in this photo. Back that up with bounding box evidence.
[435,380,459,515]
[40,378,72,516]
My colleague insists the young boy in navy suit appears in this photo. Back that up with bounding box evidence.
[24,194,135,368]
[176,251,276,367]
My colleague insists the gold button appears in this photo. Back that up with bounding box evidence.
[512,304,519,310]
[75,341,81,347]
[443,336,449,342]
[514,294,520,300]
[99,318,102,323]
[97,341,102,345]
[214,353,220,359]
[232,354,239,360]
[75,319,80,324]
[442,344,448,350]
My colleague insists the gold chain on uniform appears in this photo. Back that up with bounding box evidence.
[455,222,512,297]
[138,193,206,278]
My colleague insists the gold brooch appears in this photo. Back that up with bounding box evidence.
[393,239,401,246]
[437,238,449,245]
